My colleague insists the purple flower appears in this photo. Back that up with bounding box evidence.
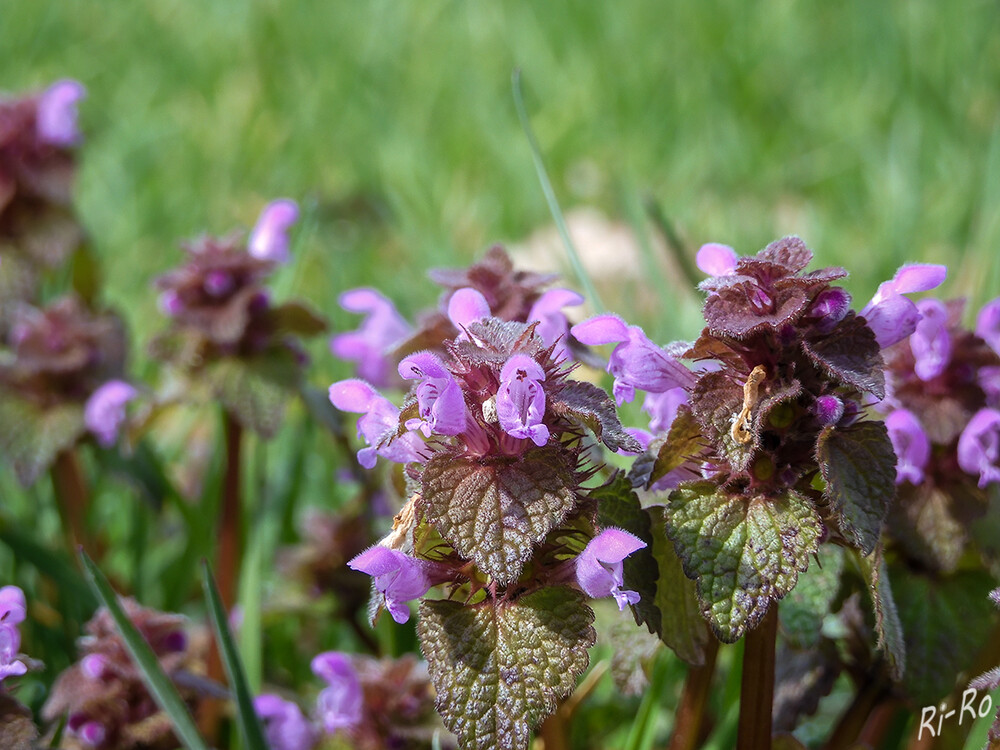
[886,409,930,485]
[496,355,549,446]
[36,79,86,147]
[84,380,137,448]
[75,721,107,747]
[0,586,26,625]
[958,408,1000,488]
[526,288,584,362]
[575,528,646,610]
[814,395,845,426]
[330,288,412,387]
[990,587,1000,608]
[255,694,318,750]
[642,386,688,434]
[910,299,952,381]
[398,352,467,437]
[0,587,27,684]
[860,264,947,348]
[311,652,363,734]
[80,653,108,681]
[807,287,852,330]
[159,289,184,317]
[328,380,424,468]
[571,315,694,405]
[447,288,491,331]
[248,199,298,263]
[696,243,738,277]
[347,546,432,624]
[976,298,1000,357]
[203,270,234,297]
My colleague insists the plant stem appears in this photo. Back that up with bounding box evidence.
[217,412,243,611]
[737,606,778,750]
[823,673,888,750]
[668,637,720,750]
[51,449,91,556]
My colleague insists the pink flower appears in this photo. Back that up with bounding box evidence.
[248,199,298,263]
[347,547,432,624]
[84,380,137,448]
[36,79,86,146]
[575,528,646,610]
[496,354,549,446]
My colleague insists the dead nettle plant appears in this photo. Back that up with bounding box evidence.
[148,200,327,608]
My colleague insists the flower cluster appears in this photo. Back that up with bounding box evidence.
[0,295,131,483]
[0,586,28,684]
[255,652,451,750]
[331,245,584,389]
[878,296,1000,571]
[1,80,86,328]
[575,237,945,642]
[42,599,204,750]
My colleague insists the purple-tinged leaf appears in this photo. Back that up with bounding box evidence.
[420,447,579,584]
[648,406,705,489]
[665,482,822,643]
[418,588,594,750]
[549,380,641,454]
[0,392,85,486]
[703,281,811,339]
[817,421,896,555]
[756,236,813,272]
[801,312,885,399]
[856,549,905,682]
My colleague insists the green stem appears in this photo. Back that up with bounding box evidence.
[737,607,778,750]
[668,637,720,750]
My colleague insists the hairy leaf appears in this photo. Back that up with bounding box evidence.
[421,446,578,584]
[551,379,641,454]
[0,392,85,486]
[648,406,704,488]
[757,236,813,271]
[205,350,299,438]
[817,421,896,555]
[666,482,821,643]
[892,567,996,704]
[856,549,906,682]
[704,282,811,339]
[267,301,328,337]
[887,483,969,574]
[802,312,885,399]
[418,588,594,750]
[646,506,709,663]
[779,546,844,649]
[0,694,38,750]
[689,370,755,471]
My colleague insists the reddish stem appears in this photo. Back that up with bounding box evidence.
[217,412,243,611]
[51,449,91,556]
[668,637,720,750]
[737,606,778,750]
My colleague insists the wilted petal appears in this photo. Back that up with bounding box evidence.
[84,380,137,448]
[255,694,317,750]
[311,652,363,733]
[447,288,491,331]
[248,199,299,263]
[36,79,86,146]
[910,299,952,381]
[695,243,738,277]
[886,409,930,485]
[575,528,646,610]
[348,547,432,624]
[958,408,1000,488]
[496,354,549,446]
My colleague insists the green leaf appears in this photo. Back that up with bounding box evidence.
[646,507,709,664]
[647,406,704,488]
[418,587,595,750]
[550,380,641,454]
[0,392,85,486]
[856,548,906,682]
[202,562,269,750]
[666,481,821,643]
[779,545,844,649]
[892,567,996,704]
[205,351,299,438]
[421,446,579,584]
[79,552,210,750]
[268,301,328,337]
[70,243,101,306]
[817,421,896,555]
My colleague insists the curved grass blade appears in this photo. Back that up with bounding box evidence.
[79,551,210,750]
[512,68,605,314]
[202,560,269,750]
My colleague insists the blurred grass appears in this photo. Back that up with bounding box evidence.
[5,0,1000,358]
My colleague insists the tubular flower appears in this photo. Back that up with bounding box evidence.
[909,298,952,381]
[575,529,647,610]
[330,288,411,387]
[398,351,467,437]
[348,547,432,624]
[885,409,930,485]
[0,585,27,683]
[496,354,549,446]
[84,380,137,448]
[254,695,318,750]
[248,198,298,264]
[36,79,86,147]
[958,408,1000,489]
[526,287,584,362]
[328,379,424,468]
[860,263,947,348]
[311,652,364,733]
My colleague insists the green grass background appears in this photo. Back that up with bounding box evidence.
[4,2,1000,748]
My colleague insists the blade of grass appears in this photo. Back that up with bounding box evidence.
[79,551,210,750]
[962,683,1000,750]
[512,68,604,314]
[622,647,671,750]
[202,560,270,750]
